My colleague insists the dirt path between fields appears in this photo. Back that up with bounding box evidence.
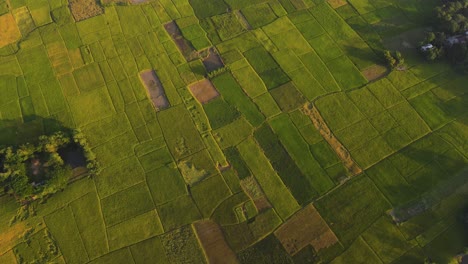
[303,103,362,176]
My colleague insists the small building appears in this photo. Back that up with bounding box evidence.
[421,43,434,51]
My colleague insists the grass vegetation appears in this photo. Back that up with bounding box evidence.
[0,0,466,263]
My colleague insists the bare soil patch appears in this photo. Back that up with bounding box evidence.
[164,21,197,61]
[193,220,239,264]
[200,47,225,73]
[188,78,220,104]
[140,69,170,110]
[69,0,103,22]
[362,64,388,82]
[327,0,347,9]
[0,13,21,48]
[303,103,362,176]
[274,204,338,255]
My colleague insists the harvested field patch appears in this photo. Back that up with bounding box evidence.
[140,69,170,110]
[303,103,362,177]
[69,0,104,22]
[164,20,197,61]
[362,64,388,82]
[201,47,225,72]
[328,0,347,9]
[188,78,220,104]
[193,220,238,264]
[0,222,26,255]
[275,204,338,255]
[0,14,21,48]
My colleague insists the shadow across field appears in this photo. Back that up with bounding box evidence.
[388,146,468,223]
[0,115,72,146]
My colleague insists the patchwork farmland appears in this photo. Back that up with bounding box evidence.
[0,0,466,263]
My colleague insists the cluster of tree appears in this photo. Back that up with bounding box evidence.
[383,50,405,70]
[0,131,99,202]
[420,0,468,68]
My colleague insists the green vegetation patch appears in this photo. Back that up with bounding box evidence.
[191,174,231,217]
[315,176,390,246]
[100,182,155,227]
[158,104,204,160]
[203,97,240,130]
[241,3,277,29]
[254,124,317,204]
[270,82,307,112]
[157,195,201,230]
[161,225,207,264]
[212,72,265,127]
[146,164,187,205]
[238,137,300,220]
[269,114,334,194]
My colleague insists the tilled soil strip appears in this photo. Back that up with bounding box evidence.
[164,21,198,61]
[303,103,362,176]
[140,69,170,110]
[193,220,239,264]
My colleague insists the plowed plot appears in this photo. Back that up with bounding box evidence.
[188,78,220,104]
[193,220,238,264]
[274,204,338,255]
[362,64,388,82]
[0,14,21,48]
[69,0,103,22]
[164,21,197,61]
[303,103,362,176]
[201,47,224,73]
[140,70,170,110]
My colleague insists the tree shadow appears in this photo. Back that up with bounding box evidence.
[0,115,72,147]
[389,145,468,223]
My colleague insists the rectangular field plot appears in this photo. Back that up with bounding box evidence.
[188,78,219,104]
[238,137,300,220]
[158,104,204,160]
[139,69,170,110]
[130,236,169,263]
[193,220,238,264]
[275,204,339,255]
[100,182,155,227]
[70,192,108,259]
[315,176,390,246]
[107,210,163,251]
[44,207,89,264]
[68,87,115,127]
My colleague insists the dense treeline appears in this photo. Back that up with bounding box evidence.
[0,130,99,202]
[421,0,468,66]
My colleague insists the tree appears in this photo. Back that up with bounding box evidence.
[383,50,397,69]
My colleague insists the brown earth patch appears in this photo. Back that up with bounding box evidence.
[274,204,338,255]
[252,196,271,212]
[69,0,103,22]
[362,64,388,82]
[200,47,225,73]
[0,13,21,48]
[303,103,362,177]
[164,20,197,61]
[327,0,347,9]
[188,78,220,104]
[140,69,170,110]
[193,220,239,264]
